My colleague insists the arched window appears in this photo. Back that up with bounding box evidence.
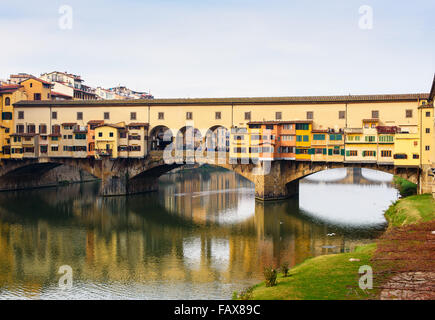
[5,97,10,106]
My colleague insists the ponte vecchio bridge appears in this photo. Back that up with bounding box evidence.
[3,88,435,200]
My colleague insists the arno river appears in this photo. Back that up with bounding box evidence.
[0,167,399,299]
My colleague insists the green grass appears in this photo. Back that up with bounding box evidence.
[247,193,435,300]
[384,194,435,227]
[393,176,417,197]
[248,244,377,300]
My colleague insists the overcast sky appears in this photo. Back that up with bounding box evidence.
[1,0,434,98]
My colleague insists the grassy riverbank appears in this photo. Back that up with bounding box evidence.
[245,193,435,300]
[393,176,417,197]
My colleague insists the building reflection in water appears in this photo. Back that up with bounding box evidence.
[0,167,393,299]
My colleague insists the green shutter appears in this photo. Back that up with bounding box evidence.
[328,149,333,155]
[346,150,350,157]
[374,151,376,157]
[341,149,345,156]
[323,148,327,155]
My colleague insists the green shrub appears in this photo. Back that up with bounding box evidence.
[263,267,278,287]
[393,176,417,197]
[281,262,289,277]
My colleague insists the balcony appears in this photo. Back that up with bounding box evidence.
[344,128,363,134]
[96,149,112,156]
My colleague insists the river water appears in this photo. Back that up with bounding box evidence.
[0,167,399,299]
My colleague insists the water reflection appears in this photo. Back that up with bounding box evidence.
[0,167,397,299]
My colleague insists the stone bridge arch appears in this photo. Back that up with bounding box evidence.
[0,155,422,200]
[0,158,101,191]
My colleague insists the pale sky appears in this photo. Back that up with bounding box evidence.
[1,0,434,98]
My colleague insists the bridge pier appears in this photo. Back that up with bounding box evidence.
[250,161,300,201]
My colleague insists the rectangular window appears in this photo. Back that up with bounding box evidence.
[394,154,407,159]
[109,132,114,137]
[313,134,325,140]
[98,132,102,137]
[186,112,193,120]
[130,112,137,120]
[40,145,48,154]
[18,111,24,119]
[104,112,110,120]
[275,112,282,120]
[381,150,392,157]
[2,112,12,120]
[362,150,376,157]
[303,135,309,142]
[244,112,251,121]
[372,110,379,118]
[27,124,35,133]
[16,124,24,133]
[76,112,83,120]
[413,154,419,159]
[283,124,293,130]
[365,136,376,142]
[295,123,309,130]
[52,111,57,119]
[425,146,430,151]
[406,109,413,118]
[215,112,221,120]
[158,112,164,120]
[339,111,345,119]
[281,135,293,141]
[426,111,431,117]
[306,111,313,120]
[34,93,41,100]
[39,124,47,134]
[426,128,430,133]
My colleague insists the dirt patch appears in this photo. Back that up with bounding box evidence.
[371,221,435,300]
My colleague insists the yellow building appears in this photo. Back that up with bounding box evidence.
[418,100,434,166]
[95,123,124,159]
[295,121,312,160]
[10,133,23,159]
[229,126,250,162]
[393,132,420,167]
[0,85,27,158]
[19,77,52,101]
[376,126,397,165]
[310,130,328,161]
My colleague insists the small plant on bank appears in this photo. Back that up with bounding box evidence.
[263,267,278,287]
[281,262,289,277]
[232,287,254,300]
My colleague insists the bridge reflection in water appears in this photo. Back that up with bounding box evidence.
[0,167,397,299]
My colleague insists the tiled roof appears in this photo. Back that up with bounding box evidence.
[0,84,22,93]
[87,120,104,124]
[19,76,52,86]
[13,93,429,107]
[95,123,125,129]
[61,122,77,126]
[362,119,379,122]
